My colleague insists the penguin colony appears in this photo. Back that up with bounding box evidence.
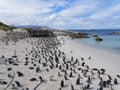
[0,32,120,90]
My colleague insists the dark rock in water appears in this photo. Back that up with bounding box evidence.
[7,68,12,71]
[93,35,98,37]
[113,32,120,35]
[30,78,37,81]
[70,32,89,39]
[95,37,103,42]
[17,71,24,77]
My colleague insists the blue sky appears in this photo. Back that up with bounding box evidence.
[0,0,120,29]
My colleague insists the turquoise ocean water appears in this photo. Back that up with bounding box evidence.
[71,30,120,55]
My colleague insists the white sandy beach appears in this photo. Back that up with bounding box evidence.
[0,36,120,90]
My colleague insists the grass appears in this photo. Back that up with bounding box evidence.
[0,22,16,31]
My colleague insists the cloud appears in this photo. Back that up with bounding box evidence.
[90,3,120,19]
[59,1,98,17]
[0,0,120,29]
[0,0,51,15]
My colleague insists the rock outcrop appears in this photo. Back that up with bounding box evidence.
[28,30,55,37]
[70,32,89,39]
[113,32,120,35]
[95,37,103,42]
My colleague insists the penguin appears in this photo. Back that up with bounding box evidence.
[17,71,24,77]
[14,81,22,87]
[76,77,80,85]
[60,80,64,87]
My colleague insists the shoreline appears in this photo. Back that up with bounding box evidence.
[73,38,120,58]
[74,35,120,57]
[59,37,120,76]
